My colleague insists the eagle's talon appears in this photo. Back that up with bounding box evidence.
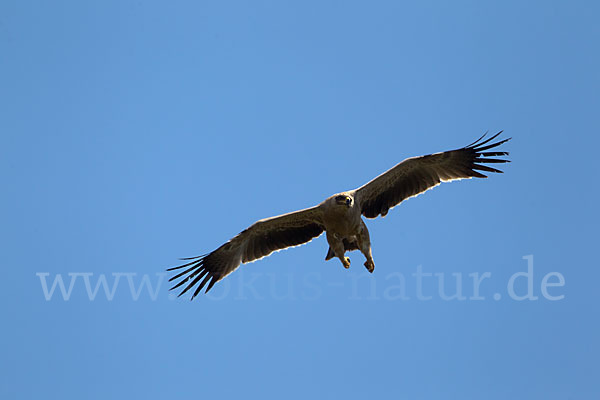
[342,257,351,269]
[364,260,375,273]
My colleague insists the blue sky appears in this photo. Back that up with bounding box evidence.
[1,1,599,399]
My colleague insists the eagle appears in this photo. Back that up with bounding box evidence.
[168,132,510,299]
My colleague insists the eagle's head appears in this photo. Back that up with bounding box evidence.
[334,194,353,208]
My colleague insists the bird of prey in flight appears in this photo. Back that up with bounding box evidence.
[169,132,510,299]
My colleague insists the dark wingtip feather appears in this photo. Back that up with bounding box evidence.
[470,171,488,178]
[179,268,209,297]
[475,138,510,152]
[179,254,208,261]
[168,264,201,282]
[167,253,222,300]
[465,131,510,176]
[466,131,505,148]
[167,256,204,271]
[473,163,502,173]
[479,151,509,157]
[191,274,212,299]
[205,276,218,293]
[170,276,192,292]
[474,131,502,148]
[474,157,509,164]
[465,131,488,148]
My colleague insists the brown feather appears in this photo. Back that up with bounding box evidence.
[355,132,510,219]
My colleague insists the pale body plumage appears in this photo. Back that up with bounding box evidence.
[169,132,511,299]
[319,193,373,271]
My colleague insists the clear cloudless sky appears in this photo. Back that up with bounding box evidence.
[1,1,599,399]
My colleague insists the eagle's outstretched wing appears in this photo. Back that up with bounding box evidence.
[168,206,324,299]
[354,132,510,219]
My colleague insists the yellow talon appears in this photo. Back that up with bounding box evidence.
[343,257,351,269]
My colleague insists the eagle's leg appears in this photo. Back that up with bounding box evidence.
[358,220,375,273]
[326,232,350,269]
